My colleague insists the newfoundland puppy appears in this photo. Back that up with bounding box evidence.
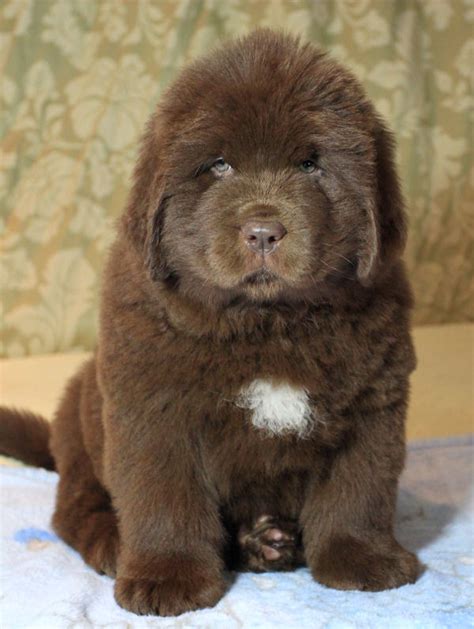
[1,30,420,616]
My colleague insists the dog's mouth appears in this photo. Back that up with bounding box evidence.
[237,268,287,301]
[242,268,279,286]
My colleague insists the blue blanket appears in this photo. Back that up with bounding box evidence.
[1,436,473,628]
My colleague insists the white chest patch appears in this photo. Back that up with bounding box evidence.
[236,379,314,438]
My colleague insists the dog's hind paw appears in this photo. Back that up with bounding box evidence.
[238,514,304,572]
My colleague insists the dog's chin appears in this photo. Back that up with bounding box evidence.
[239,269,286,301]
[243,268,278,286]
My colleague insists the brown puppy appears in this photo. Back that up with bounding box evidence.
[0,30,420,616]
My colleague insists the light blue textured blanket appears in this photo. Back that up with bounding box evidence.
[1,436,473,628]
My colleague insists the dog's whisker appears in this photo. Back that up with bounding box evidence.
[320,246,355,267]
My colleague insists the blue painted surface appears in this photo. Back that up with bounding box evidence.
[14,527,58,543]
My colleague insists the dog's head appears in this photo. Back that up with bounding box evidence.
[123,30,406,305]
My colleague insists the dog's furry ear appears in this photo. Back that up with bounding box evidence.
[144,194,172,282]
[121,112,170,281]
[357,119,407,284]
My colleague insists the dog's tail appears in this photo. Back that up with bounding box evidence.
[0,407,55,470]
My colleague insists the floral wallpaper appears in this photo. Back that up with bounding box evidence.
[1,0,473,357]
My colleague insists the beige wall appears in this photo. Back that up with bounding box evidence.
[2,0,473,357]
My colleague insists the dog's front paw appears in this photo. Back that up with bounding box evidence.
[114,557,227,616]
[311,535,420,592]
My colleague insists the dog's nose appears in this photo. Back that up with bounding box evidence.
[241,221,287,254]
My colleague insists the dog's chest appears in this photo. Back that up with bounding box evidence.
[236,379,314,437]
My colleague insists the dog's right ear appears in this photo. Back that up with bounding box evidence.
[121,112,170,281]
[143,193,172,282]
[356,118,407,285]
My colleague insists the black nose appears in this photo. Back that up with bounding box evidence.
[241,221,287,254]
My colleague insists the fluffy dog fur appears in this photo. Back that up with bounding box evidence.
[0,30,420,616]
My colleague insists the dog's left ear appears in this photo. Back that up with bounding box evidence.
[357,119,407,284]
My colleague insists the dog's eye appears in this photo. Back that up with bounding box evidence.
[211,158,233,176]
[299,159,317,173]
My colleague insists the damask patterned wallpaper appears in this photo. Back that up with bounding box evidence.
[1,0,473,357]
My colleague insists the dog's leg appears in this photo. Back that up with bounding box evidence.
[53,464,119,577]
[237,514,305,572]
[104,411,227,617]
[301,391,420,591]
[49,361,119,576]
